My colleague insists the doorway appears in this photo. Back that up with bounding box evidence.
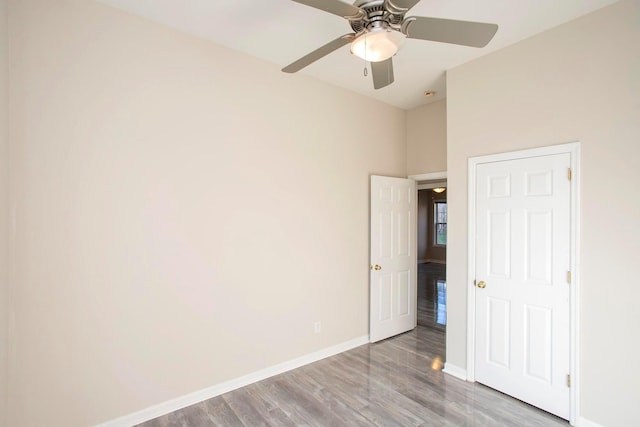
[417,185,447,331]
[406,172,448,373]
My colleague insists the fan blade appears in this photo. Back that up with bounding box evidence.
[402,16,498,48]
[386,0,422,12]
[371,58,394,90]
[291,0,365,19]
[282,34,355,73]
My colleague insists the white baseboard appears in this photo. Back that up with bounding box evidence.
[97,335,370,427]
[576,417,605,427]
[442,363,467,381]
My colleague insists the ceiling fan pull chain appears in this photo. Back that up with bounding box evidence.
[363,35,368,77]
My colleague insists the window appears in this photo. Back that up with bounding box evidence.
[434,201,447,246]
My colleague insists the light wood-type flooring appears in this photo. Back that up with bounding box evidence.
[139,263,568,426]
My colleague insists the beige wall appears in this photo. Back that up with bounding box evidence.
[446,1,640,425]
[406,99,446,175]
[6,0,406,425]
[0,0,7,424]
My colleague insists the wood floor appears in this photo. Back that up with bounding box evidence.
[139,264,568,426]
[417,262,446,330]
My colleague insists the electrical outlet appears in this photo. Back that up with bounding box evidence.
[314,321,321,334]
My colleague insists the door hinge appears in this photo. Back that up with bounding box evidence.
[567,271,572,284]
[568,168,572,181]
[567,374,571,388]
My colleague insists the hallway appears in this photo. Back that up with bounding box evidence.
[417,262,447,330]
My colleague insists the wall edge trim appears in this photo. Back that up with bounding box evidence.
[96,335,370,427]
[576,416,605,427]
[442,363,467,381]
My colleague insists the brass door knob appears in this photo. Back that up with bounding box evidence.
[477,280,487,289]
[370,264,382,271]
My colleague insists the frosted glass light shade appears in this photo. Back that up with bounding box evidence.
[350,29,406,62]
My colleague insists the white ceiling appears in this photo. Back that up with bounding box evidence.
[96,0,619,110]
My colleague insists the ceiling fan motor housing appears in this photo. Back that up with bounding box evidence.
[350,0,409,35]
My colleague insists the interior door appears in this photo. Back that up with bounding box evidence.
[370,175,417,343]
[474,153,571,419]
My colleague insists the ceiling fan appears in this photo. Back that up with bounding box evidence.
[282,0,498,89]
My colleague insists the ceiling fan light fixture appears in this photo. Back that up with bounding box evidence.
[350,28,406,62]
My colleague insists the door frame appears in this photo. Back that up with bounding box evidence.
[409,171,447,184]
[466,142,580,425]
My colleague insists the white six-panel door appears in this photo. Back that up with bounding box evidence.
[475,153,571,419]
[370,175,417,343]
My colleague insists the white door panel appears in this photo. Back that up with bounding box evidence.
[475,153,571,419]
[370,176,417,343]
